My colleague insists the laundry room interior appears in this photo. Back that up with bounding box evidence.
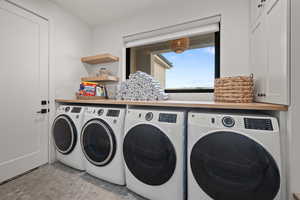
[0,0,299,199]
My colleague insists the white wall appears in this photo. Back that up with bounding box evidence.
[9,0,92,100]
[92,0,250,93]
[287,0,300,198]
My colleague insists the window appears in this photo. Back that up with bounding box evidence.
[126,32,220,93]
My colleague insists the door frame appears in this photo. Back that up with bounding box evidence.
[5,0,55,163]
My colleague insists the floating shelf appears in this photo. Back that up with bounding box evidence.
[81,75,119,82]
[81,53,119,64]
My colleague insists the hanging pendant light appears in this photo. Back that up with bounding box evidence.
[170,37,190,53]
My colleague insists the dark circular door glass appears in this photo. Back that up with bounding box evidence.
[52,115,77,154]
[123,124,176,186]
[81,119,116,166]
[190,131,280,200]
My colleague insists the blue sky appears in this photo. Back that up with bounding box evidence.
[161,46,215,89]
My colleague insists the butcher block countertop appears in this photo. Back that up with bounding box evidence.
[55,99,288,111]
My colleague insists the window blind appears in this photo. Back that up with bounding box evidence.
[124,15,221,48]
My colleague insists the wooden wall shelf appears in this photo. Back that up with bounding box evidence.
[81,53,119,64]
[81,75,119,82]
[55,99,288,111]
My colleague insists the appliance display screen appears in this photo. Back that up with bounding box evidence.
[106,110,120,117]
[244,118,273,131]
[159,113,177,123]
[71,107,82,113]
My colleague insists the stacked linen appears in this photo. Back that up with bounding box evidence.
[116,71,168,101]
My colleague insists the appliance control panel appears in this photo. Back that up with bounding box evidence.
[244,118,273,131]
[159,113,177,123]
[106,109,120,117]
[85,107,103,115]
[57,106,82,113]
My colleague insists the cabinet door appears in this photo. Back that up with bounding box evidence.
[251,20,268,102]
[265,0,289,104]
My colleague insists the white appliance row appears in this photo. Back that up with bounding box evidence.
[52,105,283,200]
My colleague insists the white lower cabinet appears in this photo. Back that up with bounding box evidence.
[250,0,290,105]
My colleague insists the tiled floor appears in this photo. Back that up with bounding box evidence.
[0,162,145,200]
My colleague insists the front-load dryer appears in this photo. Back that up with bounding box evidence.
[188,111,283,200]
[123,108,186,200]
[52,105,85,170]
[81,106,126,185]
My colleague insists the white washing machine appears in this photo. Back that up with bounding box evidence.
[188,111,283,200]
[123,108,186,200]
[81,106,126,185]
[52,105,85,170]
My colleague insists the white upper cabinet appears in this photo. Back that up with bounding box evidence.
[250,0,290,105]
[265,0,289,105]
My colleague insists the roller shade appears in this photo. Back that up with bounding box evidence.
[124,15,220,48]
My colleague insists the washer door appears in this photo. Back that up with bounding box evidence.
[123,124,176,186]
[52,115,77,155]
[190,131,280,200]
[81,119,116,166]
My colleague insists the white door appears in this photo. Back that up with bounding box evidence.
[0,1,49,182]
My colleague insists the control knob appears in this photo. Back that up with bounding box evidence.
[222,116,235,128]
[98,109,104,116]
[65,107,70,112]
[145,112,154,121]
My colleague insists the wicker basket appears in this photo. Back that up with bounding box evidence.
[214,75,254,103]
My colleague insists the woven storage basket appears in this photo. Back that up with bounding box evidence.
[214,75,254,103]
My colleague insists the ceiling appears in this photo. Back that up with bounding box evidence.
[51,0,173,26]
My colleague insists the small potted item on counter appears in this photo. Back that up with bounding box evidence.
[96,85,107,98]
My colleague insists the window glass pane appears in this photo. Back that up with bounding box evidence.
[127,32,218,92]
[160,46,215,90]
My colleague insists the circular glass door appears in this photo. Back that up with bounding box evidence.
[123,124,176,186]
[52,115,77,155]
[190,131,280,200]
[81,119,116,166]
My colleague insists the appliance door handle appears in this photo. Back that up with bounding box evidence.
[37,109,49,114]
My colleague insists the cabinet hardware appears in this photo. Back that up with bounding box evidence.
[258,4,263,8]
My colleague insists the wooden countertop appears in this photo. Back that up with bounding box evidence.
[55,99,288,111]
[294,194,300,200]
